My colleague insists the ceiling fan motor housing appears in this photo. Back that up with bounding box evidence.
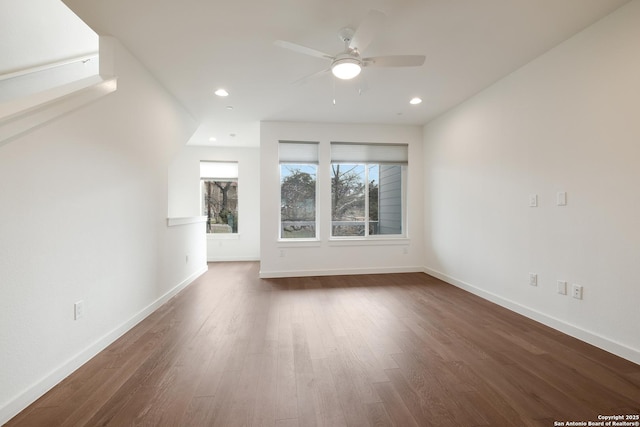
[338,27,356,45]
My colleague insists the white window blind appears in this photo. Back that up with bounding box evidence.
[330,142,408,165]
[200,161,238,179]
[279,141,319,164]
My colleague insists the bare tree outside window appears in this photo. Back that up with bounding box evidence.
[331,164,365,236]
[202,179,238,233]
[331,163,400,237]
[280,164,316,238]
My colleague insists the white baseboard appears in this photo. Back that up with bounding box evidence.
[207,256,260,262]
[424,266,640,365]
[259,265,424,279]
[0,264,208,426]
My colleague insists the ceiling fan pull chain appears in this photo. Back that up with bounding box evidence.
[332,77,336,105]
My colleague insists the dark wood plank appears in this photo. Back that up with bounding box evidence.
[372,381,419,427]
[364,402,393,427]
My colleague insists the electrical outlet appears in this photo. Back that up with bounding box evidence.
[572,284,583,300]
[74,300,85,320]
[529,273,538,287]
[529,194,538,207]
[557,280,567,295]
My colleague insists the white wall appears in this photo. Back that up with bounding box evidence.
[168,145,260,261]
[260,121,424,277]
[0,0,97,74]
[423,0,640,364]
[0,38,206,423]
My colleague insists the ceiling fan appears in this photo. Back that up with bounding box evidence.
[275,10,426,84]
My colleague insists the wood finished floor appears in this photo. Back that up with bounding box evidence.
[7,262,640,427]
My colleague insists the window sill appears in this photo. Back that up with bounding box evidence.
[328,237,410,247]
[277,239,322,248]
[207,233,240,240]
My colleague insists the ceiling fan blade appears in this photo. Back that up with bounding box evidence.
[349,10,385,52]
[274,40,334,60]
[291,68,330,86]
[363,55,426,67]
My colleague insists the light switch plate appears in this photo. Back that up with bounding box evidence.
[557,191,567,206]
[557,280,567,295]
[74,300,84,320]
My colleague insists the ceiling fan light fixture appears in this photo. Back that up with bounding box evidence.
[331,58,362,80]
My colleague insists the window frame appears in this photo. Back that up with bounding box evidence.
[279,163,319,241]
[329,162,407,240]
[199,161,239,236]
[329,142,408,241]
[278,141,320,241]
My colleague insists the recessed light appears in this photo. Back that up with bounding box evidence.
[226,106,234,110]
[409,97,422,105]
[214,89,229,97]
[209,137,217,142]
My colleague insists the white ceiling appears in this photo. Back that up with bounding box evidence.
[61,0,629,147]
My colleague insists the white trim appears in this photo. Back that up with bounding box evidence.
[0,265,208,425]
[328,238,410,247]
[277,239,322,248]
[0,75,117,145]
[208,256,260,262]
[259,265,424,279]
[167,216,207,227]
[207,233,240,240]
[423,266,640,365]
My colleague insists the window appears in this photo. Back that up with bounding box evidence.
[330,142,407,238]
[279,141,318,239]
[200,161,238,234]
